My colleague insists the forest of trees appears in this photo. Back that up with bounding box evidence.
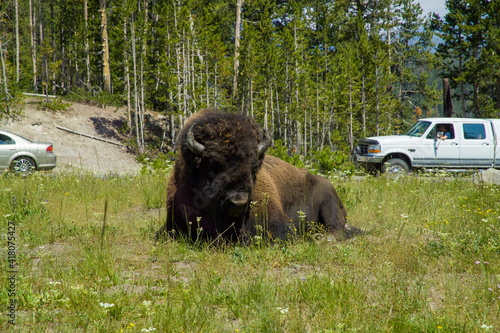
[0,0,499,156]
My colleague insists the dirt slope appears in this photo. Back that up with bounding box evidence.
[1,99,143,175]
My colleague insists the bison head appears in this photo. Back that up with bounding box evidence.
[176,110,271,235]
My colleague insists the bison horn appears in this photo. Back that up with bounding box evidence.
[258,129,272,155]
[187,126,205,155]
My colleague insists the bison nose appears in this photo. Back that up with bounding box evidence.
[226,192,249,217]
[228,192,249,206]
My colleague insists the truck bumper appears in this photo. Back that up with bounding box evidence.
[356,154,384,163]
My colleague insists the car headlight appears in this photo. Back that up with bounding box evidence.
[368,143,381,154]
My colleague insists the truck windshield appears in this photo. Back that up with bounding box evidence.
[406,121,431,137]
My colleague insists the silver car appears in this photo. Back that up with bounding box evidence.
[0,129,57,174]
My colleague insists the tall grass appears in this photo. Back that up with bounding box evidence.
[1,170,499,332]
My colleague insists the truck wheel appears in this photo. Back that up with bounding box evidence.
[382,158,409,174]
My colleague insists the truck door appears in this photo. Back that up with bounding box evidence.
[417,123,460,167]
[460,122,493,167]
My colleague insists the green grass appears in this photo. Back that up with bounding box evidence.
[1,170,499,332]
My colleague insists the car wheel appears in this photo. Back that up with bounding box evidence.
[382,158,409,174]
[11,157,36,175]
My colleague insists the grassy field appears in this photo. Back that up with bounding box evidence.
[1,169,499,332]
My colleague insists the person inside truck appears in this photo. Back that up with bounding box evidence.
[437,124,452,140]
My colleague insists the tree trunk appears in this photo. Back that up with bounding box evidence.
[214,62,218,106]
[303,106,307,154]
[443,78,453,117]
[376,65,380,135]
[459,56,465,115]
[140,1,148,149]
[496,76,500,111]
[84,0,90,89]
[182,28,189,118]
[15,0,20,84]
[233,0,244,102]
[250,77,254,117]
[50,2,56,95]
[284,105,288,148]
[29,0,37,92]
[473,81,479,117]
[174,2,182,114]
[123,15,132,133]
[295,120,302,153]
[205,59,209,106]
[270,80,274,137]
[38,0,46,97]
[131,16,143,153]
[275,83,281,139]
[316,71,319,148]
[182,28,187,116]
[349,73,353,151]
[0,38,10,114]
[100,0,111,92]
[294,21,299,106]
[361,72,366,135]
[308,112,313,151]
[264,87,268,130]
[170,113,175,150]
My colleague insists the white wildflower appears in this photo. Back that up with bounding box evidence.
[277,307,289,314]
[99,302,115,309]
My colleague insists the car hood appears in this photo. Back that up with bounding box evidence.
[363,135,420,145]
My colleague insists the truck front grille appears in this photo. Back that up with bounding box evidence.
[357,143,369,155]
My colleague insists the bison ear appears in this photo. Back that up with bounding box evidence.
[258,129,272,156]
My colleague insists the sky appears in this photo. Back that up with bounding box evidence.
[418,0,448,18]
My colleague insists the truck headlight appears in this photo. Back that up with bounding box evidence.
[368,144,381,154]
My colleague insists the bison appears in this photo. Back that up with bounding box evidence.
[156,109,347,242]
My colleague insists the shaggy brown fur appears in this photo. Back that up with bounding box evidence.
[156,109,346,241]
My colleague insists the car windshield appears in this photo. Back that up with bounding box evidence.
[405,121,431,137]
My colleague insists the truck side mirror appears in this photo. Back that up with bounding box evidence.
[436,131,443,140]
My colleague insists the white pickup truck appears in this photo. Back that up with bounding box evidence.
[354,118,500,173]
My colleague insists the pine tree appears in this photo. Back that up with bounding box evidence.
[433,0,493,117]
[392,0,439,120]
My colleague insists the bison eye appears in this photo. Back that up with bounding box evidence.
[209,161,224,172]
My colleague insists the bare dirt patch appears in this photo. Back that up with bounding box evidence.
[1,99,145,175]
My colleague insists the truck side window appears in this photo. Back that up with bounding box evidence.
[426,124,455,139]
[463,124,486,140]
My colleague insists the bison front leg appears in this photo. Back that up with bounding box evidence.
[245,200,293,241]
[242,216,294,241]
[157,197,193,240]
[156,200,175,240]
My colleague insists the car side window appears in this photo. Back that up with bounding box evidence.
[426,123,455,139]
[463,124,486,140]
[0,134,14,145]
